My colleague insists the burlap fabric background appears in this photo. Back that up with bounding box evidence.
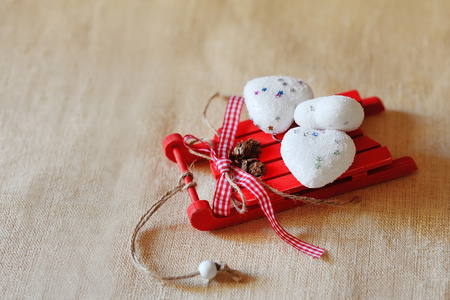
[1,0,449,299]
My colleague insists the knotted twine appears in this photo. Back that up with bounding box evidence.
[130,170,243,282]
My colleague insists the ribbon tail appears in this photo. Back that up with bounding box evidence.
[234,168,326,258]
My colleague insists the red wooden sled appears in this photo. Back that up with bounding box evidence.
[163,90,417,231]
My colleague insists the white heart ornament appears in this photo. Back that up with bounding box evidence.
[280,127,356,188]
[294,95,364,132]
[243,76,314,134]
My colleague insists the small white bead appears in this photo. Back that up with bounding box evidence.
[198,260,218,280]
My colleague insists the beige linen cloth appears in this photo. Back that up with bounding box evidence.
[1,1,449,299]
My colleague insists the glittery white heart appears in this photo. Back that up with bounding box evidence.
[280,127,356,188]
[243,76,314,134]
[294,95,364,132]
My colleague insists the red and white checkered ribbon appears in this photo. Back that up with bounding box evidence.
[184,96,325,258]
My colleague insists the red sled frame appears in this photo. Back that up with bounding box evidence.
[163,90,417,231]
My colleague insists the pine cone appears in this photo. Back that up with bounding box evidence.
[230,139,262,162]
[247,160,266,177]
[239,158,252,173]
[230,138,265,177]
[240,158,266,177]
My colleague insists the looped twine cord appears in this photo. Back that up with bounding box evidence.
[130,171,243,282]
[202,92,229,137]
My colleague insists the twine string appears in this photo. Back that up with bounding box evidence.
[130,170,243,281]
[201,92,230,136]
[259,180,359,205]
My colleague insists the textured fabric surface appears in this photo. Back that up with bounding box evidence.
[1,0,449,299]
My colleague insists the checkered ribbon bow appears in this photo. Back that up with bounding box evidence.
[184,96,325,258]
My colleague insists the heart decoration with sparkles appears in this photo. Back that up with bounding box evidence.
[281,127,356,188]
[243,76,314,135]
